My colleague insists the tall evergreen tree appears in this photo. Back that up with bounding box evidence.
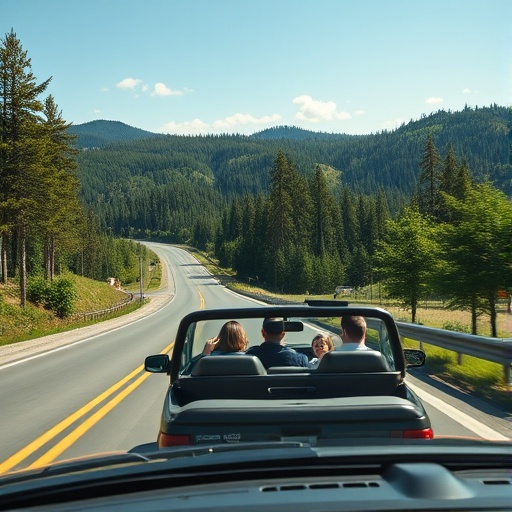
[39,95,80,280]
[310,164,334,256]
[340,187,360,254]
[417,135,441,218]
[289,162,314,253]
[437,144,473,222]
[266,150,296,287]
[0,30,51,303]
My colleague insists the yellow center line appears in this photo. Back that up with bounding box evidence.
[0,341,174,474]
[29,372,152,468]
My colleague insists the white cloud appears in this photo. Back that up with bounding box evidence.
[212,113,281,130]
[116,78,142,90]
[160,112,281,135]
[293,95,351,122]
[383,118,404,131]
[462,88,471,95]
[100,87,108,93]
[425,97,443,104]
[160,119,209,135]
[355,110,365,116]
[151,82,184,97]
[116,78,185,97]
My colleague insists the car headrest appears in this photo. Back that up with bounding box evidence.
[316,350,389,373]
[191,355,267,376]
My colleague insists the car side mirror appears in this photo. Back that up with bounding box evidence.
[403,349,426,367]
[145,354,170,373]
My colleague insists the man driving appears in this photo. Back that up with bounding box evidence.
[245,317,309,368]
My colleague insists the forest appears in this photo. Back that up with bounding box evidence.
[1,30,512,336]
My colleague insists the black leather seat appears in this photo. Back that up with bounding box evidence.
[191,355,267,376]
[316,350,390,373]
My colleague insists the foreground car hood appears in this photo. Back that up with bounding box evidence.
[1,441,511,510]
[1,438,511,485]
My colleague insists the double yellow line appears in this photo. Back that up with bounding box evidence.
[0,341,174,474]
[1,289,205,474]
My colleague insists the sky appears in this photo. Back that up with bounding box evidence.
[3,0,511,136]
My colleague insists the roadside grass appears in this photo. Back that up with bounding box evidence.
[402,338,511,411]
[193,249,512,414]
[0,255,162,346]
[0,274,132,346]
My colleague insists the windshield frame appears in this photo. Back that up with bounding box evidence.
[170,304,406,382]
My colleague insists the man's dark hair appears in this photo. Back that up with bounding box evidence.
[262,317,285,333]
[341,315,366,340]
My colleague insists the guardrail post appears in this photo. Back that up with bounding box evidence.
[504,364,512,389]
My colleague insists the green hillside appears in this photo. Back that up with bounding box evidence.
[69,120,158,148]
[73,105,512,243]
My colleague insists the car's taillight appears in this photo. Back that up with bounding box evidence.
[399,428,434,439]
[158,432,193,447]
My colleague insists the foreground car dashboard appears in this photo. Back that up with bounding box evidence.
[1,441,511,510]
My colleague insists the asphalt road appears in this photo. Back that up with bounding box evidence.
[0,243,510,474]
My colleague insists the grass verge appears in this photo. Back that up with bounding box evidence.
[0,252,162,347]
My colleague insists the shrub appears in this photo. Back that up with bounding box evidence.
[27,277,76,318]
[27,277,50,306]
[46,279,77,318]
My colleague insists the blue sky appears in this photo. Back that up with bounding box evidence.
[3,0,511,136]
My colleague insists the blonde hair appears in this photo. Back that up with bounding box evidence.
[216,321,248,352]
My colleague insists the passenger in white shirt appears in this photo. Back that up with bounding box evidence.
[338,315,372,351]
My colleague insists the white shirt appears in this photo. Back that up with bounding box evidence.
[337,343,372,351]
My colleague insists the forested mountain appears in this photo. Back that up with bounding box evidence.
[252,125,356,141]
[74,105,512,197]
[75,105,512,236]
[69,104,512,303]
[69,120,158,149]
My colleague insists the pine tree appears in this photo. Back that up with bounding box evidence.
[310,164,336,256]
[340,187,360,254]
[417,135,441,218]
[266,150,296,281]
[39,95,80,280]
[0,30,51,303]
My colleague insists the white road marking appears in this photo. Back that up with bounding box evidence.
[407,381,509,440]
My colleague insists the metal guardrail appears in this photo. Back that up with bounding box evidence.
[225,284,512,387]
[396,322,512,387]
[71,296,134,322]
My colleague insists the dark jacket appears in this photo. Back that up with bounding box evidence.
[246,342,309,369]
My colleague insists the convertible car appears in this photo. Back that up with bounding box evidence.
[145,301,433,447]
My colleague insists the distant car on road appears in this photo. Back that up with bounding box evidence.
[334,285,354,298]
